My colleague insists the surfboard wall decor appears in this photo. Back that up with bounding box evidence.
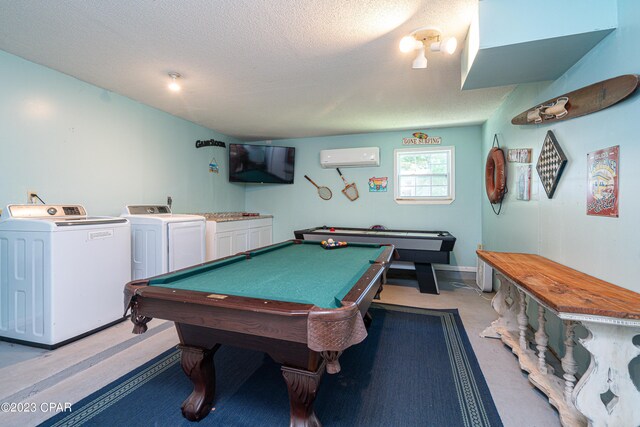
[511,74,639,125]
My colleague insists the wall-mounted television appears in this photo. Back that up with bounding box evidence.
[229,143,295,184]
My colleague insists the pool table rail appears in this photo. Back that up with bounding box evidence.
[124,255,388,350]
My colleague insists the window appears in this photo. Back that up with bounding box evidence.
[394,146,455,204]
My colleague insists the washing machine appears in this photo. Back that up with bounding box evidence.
[0,204,131,348]
[122,205,206,280]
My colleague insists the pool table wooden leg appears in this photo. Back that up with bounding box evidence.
[281,363,324,427]
[178,344,220,421]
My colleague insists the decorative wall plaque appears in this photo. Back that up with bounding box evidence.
[587,146,619,217]
[536,131,567,199]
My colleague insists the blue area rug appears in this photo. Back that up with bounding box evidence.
[41,304,502,426]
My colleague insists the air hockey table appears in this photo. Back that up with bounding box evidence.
[294,226,456,294]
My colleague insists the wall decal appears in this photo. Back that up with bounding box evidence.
[196,139,226,148]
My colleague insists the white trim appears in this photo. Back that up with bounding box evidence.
[393,146,455,205]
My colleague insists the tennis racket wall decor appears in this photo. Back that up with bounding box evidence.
[304,175,332,200]
[336,168,359,201]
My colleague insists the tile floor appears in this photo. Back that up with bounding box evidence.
[0,276,561,427]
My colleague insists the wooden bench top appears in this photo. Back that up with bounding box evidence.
[477,250,640,320]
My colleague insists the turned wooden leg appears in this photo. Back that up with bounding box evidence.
[281,363,324,427]
[178,344,219,421]
[574,321,640,426]
[561,320,578,404]
[481,274,519,338]
[535,305,549,374]
[517,289,528,351]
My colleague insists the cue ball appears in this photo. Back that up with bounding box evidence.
[327,238,334,244]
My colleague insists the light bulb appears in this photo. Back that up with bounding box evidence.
[168,72,181,92]
[443,37,457,54]
[399,36,420,53]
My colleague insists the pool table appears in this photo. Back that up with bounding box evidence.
[295,226,456,294]
[124,240,393,426]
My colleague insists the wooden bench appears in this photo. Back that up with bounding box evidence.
[477,250,640,427]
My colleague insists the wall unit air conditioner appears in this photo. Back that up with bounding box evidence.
[320,147,380,168]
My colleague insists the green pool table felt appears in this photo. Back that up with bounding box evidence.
[148,241,385,308]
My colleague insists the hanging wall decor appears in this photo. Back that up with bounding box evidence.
[507,148,533,163]
[486,134,507,215]
[536,131,567,199]
[587,146,619,217]
[368,177,388,192]
[209,157,219,174]
[515,165,532,201]
[402,132,442,145]
[511,74,639,125]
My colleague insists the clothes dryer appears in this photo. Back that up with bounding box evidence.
[122,205,205,280]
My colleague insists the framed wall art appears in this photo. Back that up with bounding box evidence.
[507,148,532,163]
[587,146,619,217]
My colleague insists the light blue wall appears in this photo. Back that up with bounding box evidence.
[478,0,617,48]
[0,50,245,216]
[482,0,640,374]
[482,0,640,292]
[244,126,483,268]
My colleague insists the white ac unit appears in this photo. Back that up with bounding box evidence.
[320,147,380,168]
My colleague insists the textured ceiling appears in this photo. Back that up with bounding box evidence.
[0,0,513,141]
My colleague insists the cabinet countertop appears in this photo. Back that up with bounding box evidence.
[192,213,273,222]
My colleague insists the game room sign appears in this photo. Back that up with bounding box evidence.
[402,132,441,145]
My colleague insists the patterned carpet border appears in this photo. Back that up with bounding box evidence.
[41,303,501,427]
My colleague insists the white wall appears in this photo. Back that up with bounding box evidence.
[0,50,245,216]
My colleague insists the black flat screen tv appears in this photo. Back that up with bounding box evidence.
[228,144,295,184]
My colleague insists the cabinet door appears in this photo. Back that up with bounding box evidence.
[232,229,249,254]
[249,228,261,250]
[258,226,272,247]
[215,231,234,259]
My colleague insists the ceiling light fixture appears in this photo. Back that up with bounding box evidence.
[412,45,428,69]
[168,72,181,92]
[399,26,457,70]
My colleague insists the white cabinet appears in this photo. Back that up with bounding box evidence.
[206,217,272,261]
[249,225,273,249]
[213,231,233,259]
[232,228,249,253]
